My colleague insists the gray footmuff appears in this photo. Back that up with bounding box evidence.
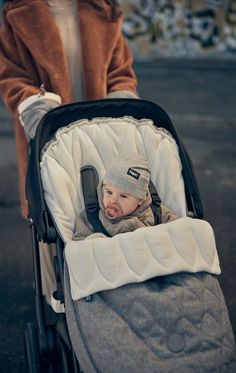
[64,266,236,373]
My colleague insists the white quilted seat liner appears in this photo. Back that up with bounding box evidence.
[66,217,220,300]
[40,116,220,301]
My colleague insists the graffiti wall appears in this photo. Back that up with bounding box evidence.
[120,0,236,59]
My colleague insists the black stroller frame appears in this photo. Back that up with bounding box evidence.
[24,99,203,373]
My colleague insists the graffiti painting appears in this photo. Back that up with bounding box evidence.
[120,0,236,59]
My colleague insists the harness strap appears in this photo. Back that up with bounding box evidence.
[149,180,162,225]
[81,166,111,236]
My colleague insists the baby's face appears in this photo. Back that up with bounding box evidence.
[102,184,142,219]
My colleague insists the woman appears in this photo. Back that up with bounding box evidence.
[0,0,138,218]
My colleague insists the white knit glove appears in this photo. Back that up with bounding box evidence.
[18,92,61,140]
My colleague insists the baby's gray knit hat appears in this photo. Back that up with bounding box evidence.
[103,154,151,200]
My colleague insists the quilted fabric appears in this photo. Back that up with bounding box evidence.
[40,116,187,242]
[65,269,236,372]
[65,217,221,300]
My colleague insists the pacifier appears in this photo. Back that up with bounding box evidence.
[105,205,120,219]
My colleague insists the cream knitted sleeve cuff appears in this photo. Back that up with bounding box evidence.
[107,90,139,99]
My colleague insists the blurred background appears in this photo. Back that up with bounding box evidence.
[0,1,235,372]
[120,0,236,60]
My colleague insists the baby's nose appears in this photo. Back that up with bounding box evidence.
[110,195,119,203]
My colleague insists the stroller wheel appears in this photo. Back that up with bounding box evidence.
[24,322,41,373]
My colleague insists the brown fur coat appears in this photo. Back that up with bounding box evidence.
[0,0,137,217]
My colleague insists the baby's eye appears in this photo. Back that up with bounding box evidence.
[120,194,128,199]
[105,190,112,195]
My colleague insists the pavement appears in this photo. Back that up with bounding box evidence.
[0,59,236,372]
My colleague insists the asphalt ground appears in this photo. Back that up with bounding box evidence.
[0,59,235,372]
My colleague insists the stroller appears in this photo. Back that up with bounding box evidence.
[24,98,235,373]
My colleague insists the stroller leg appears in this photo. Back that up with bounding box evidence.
[27,223,80,372]
[24,322,41,373]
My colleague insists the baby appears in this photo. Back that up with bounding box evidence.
[73,154,177,240]
[97,154,155,236]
